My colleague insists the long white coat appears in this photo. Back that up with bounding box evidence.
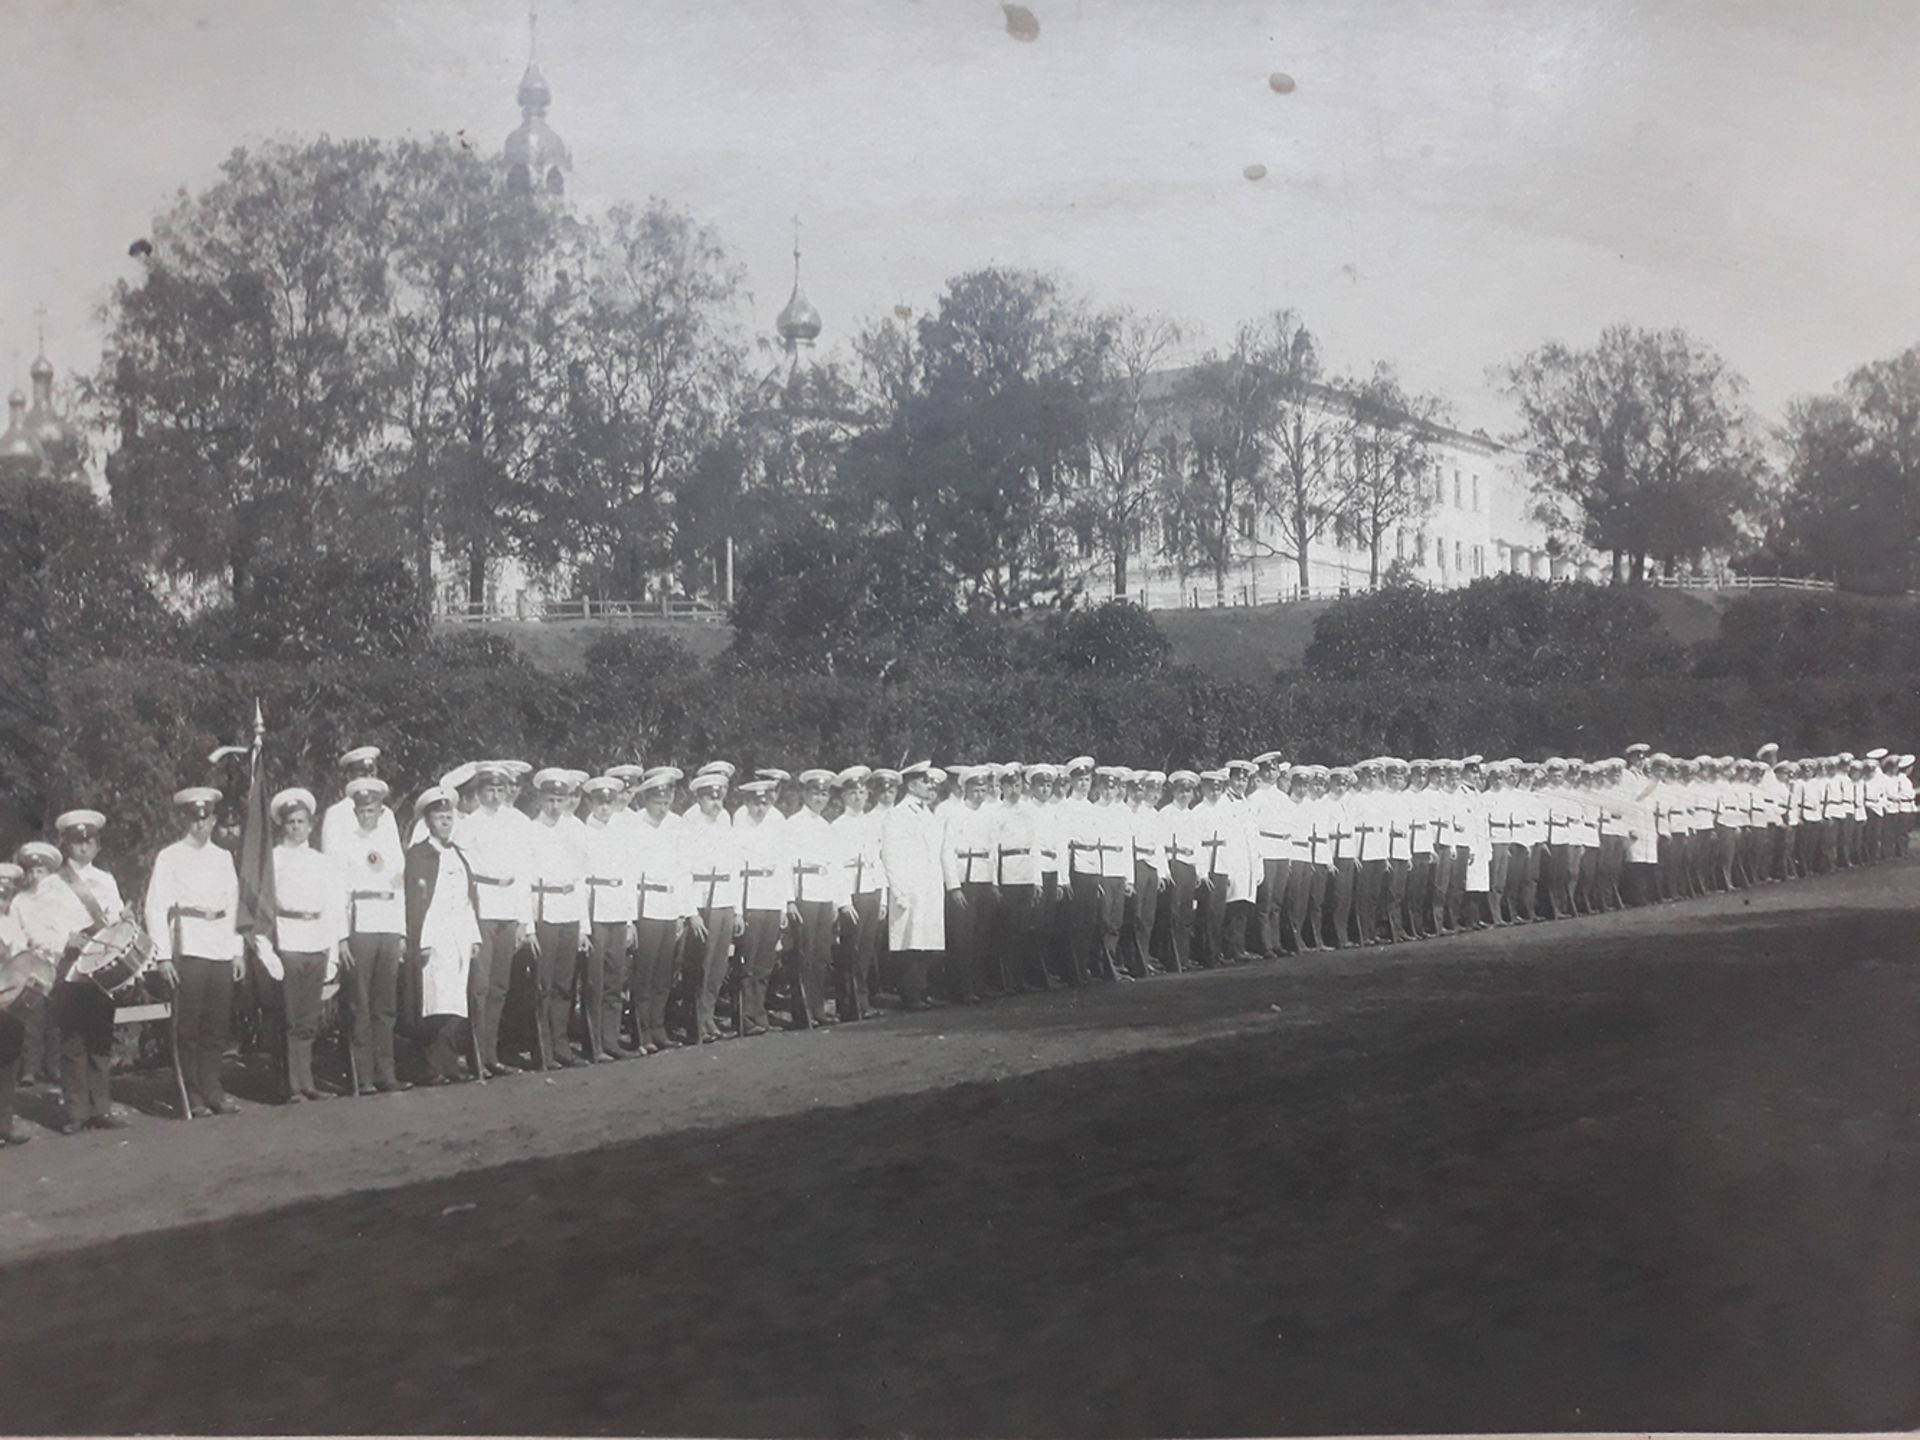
[880,797,945,953]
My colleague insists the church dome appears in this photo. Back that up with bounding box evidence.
[503,20,569,197]
[24,354,79,464]
[0,391,44,479]
[776,283,822,345]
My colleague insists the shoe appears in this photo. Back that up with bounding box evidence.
[742,1024,769,1038]
[209,1097,241,1116]
[301,1087,330,1102]
[423,1074,453,1087]
[596,1049,625,1062]
[357,1084,382,1097]
[376,1079,413,1093]
[553,1054,585,1069]
[1,1125,31,1146]
[489,1061,525,1077]
[188,1102,215,1119]
[95,1108,132,1129]
[285,1092,308,1105]
[61,1119,89,1136]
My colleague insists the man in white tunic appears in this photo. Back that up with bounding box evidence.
[405,787,482,1083]
[880,761,945,1010]
[263,789,350,1103]
[327,776,409,1093]
[455,764,534,1077]
[144,787,243,1116]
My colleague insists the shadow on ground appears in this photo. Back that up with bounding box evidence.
[2,891,1916,1436]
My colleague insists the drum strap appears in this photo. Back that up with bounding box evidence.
[58,865,110,931]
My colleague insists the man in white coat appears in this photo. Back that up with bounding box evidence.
[880,761,945,1010]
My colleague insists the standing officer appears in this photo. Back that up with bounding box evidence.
[880,762,946,1010]
[263,788,349,1104]
[328,776,409,1094]
[680,770,742,1044]
[733,778,792,1036]
[991,765,1046,992]
[787,770,846,1028]
[579,774,639,1057]
[525,769,588,1068]
[832,767,887,1021]
[1122,770,1169,977]
[320,746,395,857]
[456,763,534,1077]
[941,767,999,1002]
[1246,754,1294,958]
[144,788,243,1116]
[33,814,130,1131]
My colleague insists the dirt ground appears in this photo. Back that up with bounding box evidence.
[1,863,1916,1435]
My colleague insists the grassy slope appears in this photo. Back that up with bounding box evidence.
[469,588,1891,683]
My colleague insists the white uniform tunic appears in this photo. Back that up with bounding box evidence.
[456,807,534,927]
[525,814,588,927]
[632,812,692,921]
[329,815,406,937]
[417,840,480,1018]
[833,808,889,899]
[270,845,349,954]
[144,837,241,961]
[880,796,945,952]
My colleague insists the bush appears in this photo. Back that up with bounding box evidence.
[205,550,429,662]
[1044,601,1173,675]
[1301,574,1687,684]
[1695,593,1920,680]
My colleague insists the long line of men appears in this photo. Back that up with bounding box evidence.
[0,741,1911,1142]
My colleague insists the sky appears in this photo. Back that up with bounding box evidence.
[1,0,1916,436]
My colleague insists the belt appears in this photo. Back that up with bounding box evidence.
[350,889,397,901]
[795,863,827,875]
[532,882,575,894]
[585,877,624,887]
[170,905,227,921]
[278,908,321,921]
[1258,830,1288,840]
[638,881,673,893]
[471,874,511,887]
[999,847,1030,856]
[743,867,774,879]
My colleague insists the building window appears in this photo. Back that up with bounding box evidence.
[1473,544,1484,576]
[1471,474,1480,512]
[1455,540,1464,571]
[1395,528,1406,561]
[1237,504,1256,541]
[1453,469,1463,508]
[1077,529,1093,560]
[1436,538,1446,571]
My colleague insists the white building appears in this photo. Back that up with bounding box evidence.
[1067,375,1593,610]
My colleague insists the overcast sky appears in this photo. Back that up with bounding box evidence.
[2,0,1915,434]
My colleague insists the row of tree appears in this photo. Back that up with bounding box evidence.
[91,133,1917,609]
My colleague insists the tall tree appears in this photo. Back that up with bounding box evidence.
[1251,313,1347,595]
[842,270,1091,610]
[99,138,393,597]
[1072,310,1184,599]
[1342,363,1447,586]
[1766,345,1920,591]
[382,139,576,608]
[1499,325,1767,582]
[540,201,747,598]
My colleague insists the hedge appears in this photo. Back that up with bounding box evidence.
[6,649,1916,895]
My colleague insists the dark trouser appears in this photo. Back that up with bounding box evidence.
[1121,864,1160,976]
[421,1015,465,1080]
[1546,844,1574,918]
[1408,852,1434,934]
[1327,858,1357,948]
[737,910,783,1033]
[1198,874,1230,965]
[1486,843,1510,921]
[173,955,234,1107]
[346,932,403,1087]
[839,891,882,1016]
[1624,860,1658,907]
[1301,862,1329,949]
[279,950,327,1096]
[1385,858,1411,940]
[471,920,518,1069]
[959,882,999,998]
[894,948,936,1008]
[1430,846,1455,931]
[53,981,115,1123]
[1067,872,1116,984]
[693,907,736,1038]
[1259,857,1293,955]
[791,900,836,1025]
[534,920,582,1063]
[1165,862,1198,972]
[994,883,1044,990]
[22,987,55,1084]
[0,1007,25,1129]
[632,917,680,1047]
[1574,845,1597,911]
[1356,859,1387,944]
[1445,847,1469,928]
[1283,859,1313,950]
[588,920,635,1051]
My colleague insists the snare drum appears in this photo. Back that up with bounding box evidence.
[67,917,157,998]
[0,947,56,1016]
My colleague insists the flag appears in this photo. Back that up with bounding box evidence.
[235,699,276,944]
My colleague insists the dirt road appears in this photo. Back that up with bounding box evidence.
[2,864,1916,1434]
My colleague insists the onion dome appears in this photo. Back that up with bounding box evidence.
[504,14,570,197]
[0,390,44,480]
[24,353,80,473]
[776,283,822,346]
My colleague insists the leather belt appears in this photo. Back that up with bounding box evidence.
[472,875,511,887]
[533,882,575,894]
[170,905,227,921]
[278,908,321,921]
[351,889,397,901]
[585,877,623,887]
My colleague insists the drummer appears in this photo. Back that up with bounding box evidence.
[0,862,35,1145]
[18,821,130,1134]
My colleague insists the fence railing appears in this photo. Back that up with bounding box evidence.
[435,596,726,624]
[1647,574,1836,593]
[1109,571,1859,613]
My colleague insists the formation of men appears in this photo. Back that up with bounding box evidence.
[0,740,1912,1142]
